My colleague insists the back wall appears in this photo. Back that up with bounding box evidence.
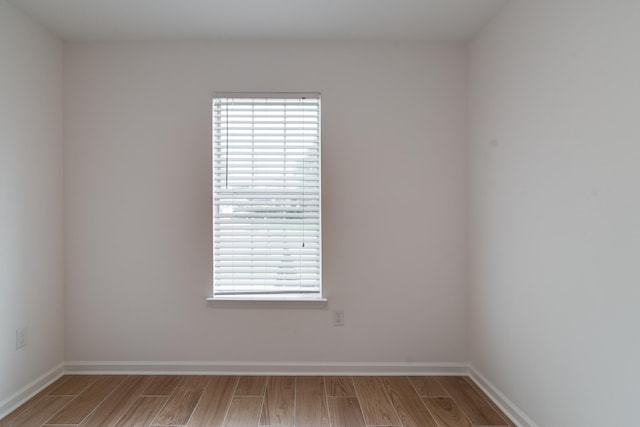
[63,41,468,365]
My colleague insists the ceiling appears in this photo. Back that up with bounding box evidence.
[8,0,508,42]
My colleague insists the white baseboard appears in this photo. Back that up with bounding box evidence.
[468,365,538,427]
[64,360,469,376]
[0,363,64,420]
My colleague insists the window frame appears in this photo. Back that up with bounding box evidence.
[209,92,324,303]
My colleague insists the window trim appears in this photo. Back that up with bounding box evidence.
[205,296,328,309]
[209,92,323,302]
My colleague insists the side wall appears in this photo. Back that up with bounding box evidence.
[469,1,640,425]
[0,0,64,407]
[63,42,468,366]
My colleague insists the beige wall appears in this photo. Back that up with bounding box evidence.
[0,0,64,405]
[63,42,469,364]
[469,0,640,425]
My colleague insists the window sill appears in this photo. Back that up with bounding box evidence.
[206,296,328,309]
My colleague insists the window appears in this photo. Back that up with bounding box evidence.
[212,93,322,300]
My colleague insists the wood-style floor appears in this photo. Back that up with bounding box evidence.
[0,375,515,427]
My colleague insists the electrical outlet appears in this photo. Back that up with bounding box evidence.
[332,309,345,326]
[16,327,28,349]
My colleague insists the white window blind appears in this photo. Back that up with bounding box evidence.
[212,93,322,299]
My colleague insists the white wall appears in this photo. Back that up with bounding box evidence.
[0,0,64,405]
[469,0,640,425]
[63,42,468,365]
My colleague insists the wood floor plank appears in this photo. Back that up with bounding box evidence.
[260,376,294,426]
[78,375,154,426]
[0,396,73,427]
[115,396,167,427]
[0,376,70,426]
[462,377,516,427]
[424,397,472,427]
[352,376,400,426]
[151,375,210,426]
[436,377,507,426]
[44,375,126,425]
[223,397,263,427]
[235,376,267,397]
[381,376,438,427]
[295,377,329,427]
[48,375,100,396]
[141,375,183,396]
[324,376,356,397]
[409,377,450,397]
[32,376,71,398]
[327,397,366,427]
[188,376,238,427]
